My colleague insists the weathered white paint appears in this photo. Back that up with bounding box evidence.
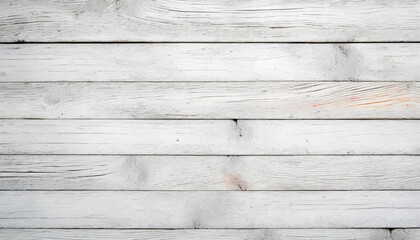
[1,0,419,234]
[0,120,418,154]
[392,229,420,240]
[0,229,394,240]
[1,44,419,82]
[1,82,418,119]
[1,0,419,42]
[1,191,419,228]
[1,155,419,190]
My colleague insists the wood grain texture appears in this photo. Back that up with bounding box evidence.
[0,229,394,240]
[1,82,419,119]
[1,0,419,42]
[1,155,419,190]
[1,191,419,228]
[1,44,419,82]
[0,120,419,155]
[392,229,420,240]
[2,0,419,235]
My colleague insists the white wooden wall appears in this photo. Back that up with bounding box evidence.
[0,0,419,239]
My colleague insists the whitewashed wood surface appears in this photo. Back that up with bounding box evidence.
[1,120,418,154]
[1,0,420,238]
[1,82,418,119]
[1,0,419,42]
[1,155,419,190]
[0,229,399,240]
[392,229,420,240]
[1,191,419,228]
[1,44,419,82]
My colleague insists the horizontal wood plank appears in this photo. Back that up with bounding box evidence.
[1,155,419,190]
[1,82,419,119]
[0,191,419,228]
[1,44,419,82]
[1,0,419,42]
[0,229,395,240]
[1,120,418,155]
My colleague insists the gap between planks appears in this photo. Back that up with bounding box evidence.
[2,119,419,121]
[2,190,420,192]
[3,41,420,44]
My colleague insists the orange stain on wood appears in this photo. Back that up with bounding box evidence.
[352,99,400,106]
[309,84,413,109]
[347,96,411,108]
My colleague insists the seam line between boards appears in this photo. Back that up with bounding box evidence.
[0,227,416,230]
[0,81,418,83]
[0,154,419,156]
[2,41,420,44]
[1,190,420,192]
[0,119,420,121]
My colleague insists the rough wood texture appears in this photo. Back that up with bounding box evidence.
[0,229,395,240]
[1,82,418,119]
[1,155,419,190]
[1,191,419,228]
[1,0,419,42]
[392,229,420,240]
[1,0,419,236]
[0,120,418,154]
[1,44,419,82]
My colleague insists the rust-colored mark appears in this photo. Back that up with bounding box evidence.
[223,172,247,191]
[344,84,414,109]
[354,99,399,106]
[312,103,322,107]
[347,96,411,108]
